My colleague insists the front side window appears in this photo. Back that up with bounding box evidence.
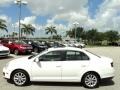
[66,51,89,61]
[39,51,63,61]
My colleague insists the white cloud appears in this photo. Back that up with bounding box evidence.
[1,0,120,35]
[94,0,120,31]
[0,15,11,23]
[27,0,88,15]
[20,16,36,24]
[0,0,13,7]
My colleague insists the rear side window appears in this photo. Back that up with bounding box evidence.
[66,51,89,61]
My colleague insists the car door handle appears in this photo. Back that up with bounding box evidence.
[56,66,61,67]
[81,65,87,67]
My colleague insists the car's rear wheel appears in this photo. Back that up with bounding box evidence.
[82,72,100,88]
[11,70,29,86]
[14,49,19,55]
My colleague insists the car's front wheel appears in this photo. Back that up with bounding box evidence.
[33,48,38,53]
[82,72,100,88]
[14,49,19,55]
[11,70,29,86]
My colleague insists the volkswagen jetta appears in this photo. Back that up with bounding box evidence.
[3,47,115,88]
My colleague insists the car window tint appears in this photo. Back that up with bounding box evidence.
[66,51,89,61]
[66,51,76,60]
[39,51,62,61]
[81,52,89,60]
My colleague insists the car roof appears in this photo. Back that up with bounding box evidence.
[47,47,84,52]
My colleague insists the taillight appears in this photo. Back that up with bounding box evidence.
[111,62,113,67]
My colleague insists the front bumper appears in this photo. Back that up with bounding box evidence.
[0,52,10,57]
[19,49,32,54]
[3,67,11,79]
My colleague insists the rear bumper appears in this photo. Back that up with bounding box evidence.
[100,68,115,80]
[102,77,114,80]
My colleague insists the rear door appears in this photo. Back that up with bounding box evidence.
[61,50,90,82]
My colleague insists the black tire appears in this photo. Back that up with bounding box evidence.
[82,72,100,88]
[14,49,19,55]
[11,70,30,86]
[33,48,38,53]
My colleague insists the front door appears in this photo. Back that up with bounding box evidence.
[31,51,63,81]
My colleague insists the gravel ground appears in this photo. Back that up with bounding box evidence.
[0,47,120,90]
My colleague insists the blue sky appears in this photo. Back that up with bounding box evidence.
[0,0,120,37]
[88,0,104,18]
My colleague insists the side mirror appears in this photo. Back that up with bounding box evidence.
[34,58,39,62]
[32,52,38,56]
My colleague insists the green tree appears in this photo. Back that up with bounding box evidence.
[66,30,74,38]
[52,34,62,41]
[104,30,119,42]
[45,26,57,40]
[66,27,85,40]
[0,19,7,32]
[12,32,18,38]
[86,29,99,44]
[21,24,35,37]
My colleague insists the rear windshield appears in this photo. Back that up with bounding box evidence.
[85,50,101,58]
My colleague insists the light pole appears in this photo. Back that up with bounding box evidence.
[73,22,79,41]
[14,0,27,41]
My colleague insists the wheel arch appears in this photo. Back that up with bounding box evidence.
[10,69,30,81]
[81,71,101,82]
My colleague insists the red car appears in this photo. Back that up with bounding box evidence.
[1,40,33,55]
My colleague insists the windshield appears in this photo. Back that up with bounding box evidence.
[28,49,48,59]
[85,50,101,58]
[28,53,39,59]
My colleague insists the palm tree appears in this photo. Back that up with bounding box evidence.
[0,19,8,32]
[12,32,18,38]
[45,26,57,40]
[52,34,62,41]
[66,30,74,38]
[21,24,35,38]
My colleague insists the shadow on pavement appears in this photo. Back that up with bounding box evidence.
[0,56,14,60]
[30,79,114,87]
[100,79,115,86]
[31,82,82,87]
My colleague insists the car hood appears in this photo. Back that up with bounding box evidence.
[9,56,30,65]
[0,45,9,51]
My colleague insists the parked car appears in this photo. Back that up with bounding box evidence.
[0,44,10,57]
[74,42,85,48]
[3,47,114,88]
[45,41,65,48]
[63,41,85,48]
[1,40,33,55]
[108,42,120,46]
[23,40,48,53]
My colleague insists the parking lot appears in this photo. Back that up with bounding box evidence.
[0,47,120,90]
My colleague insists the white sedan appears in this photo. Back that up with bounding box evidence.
[3,47,115,88]
[0,44,10,57]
